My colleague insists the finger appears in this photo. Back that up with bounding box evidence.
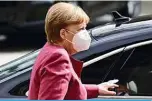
[105,90,116,96]
[108,84,119,88]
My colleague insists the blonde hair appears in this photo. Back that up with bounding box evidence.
[45,2,90,43]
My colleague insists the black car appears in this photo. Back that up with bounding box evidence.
[0,1,141,48]
[1,14,152,99]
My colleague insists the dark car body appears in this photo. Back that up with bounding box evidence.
[0,1,141,49]
[1,15,152,99]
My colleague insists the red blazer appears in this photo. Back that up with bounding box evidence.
[28,42,99,100]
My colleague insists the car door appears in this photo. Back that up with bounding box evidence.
[116,40,152,96]
[97,39,152,99]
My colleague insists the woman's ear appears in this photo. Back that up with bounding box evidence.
[60,29,66,40]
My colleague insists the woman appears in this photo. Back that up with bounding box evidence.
[28,2,118,100]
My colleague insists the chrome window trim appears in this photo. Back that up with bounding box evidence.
[83,39,152,68]
[0,67,32,83]
[125,40,152,51]
[98,96,152,99]
[83,47,125,67]
[0,50,40,72]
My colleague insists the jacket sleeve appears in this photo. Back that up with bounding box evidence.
[38,51,72,100]
[84,84,99,99]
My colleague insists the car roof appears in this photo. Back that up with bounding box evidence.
[91,15,152,38]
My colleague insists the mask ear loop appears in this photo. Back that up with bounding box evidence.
[89,30,98,41]
[64,29,75,35]
[63,29,75,44]
[65,38,75,44]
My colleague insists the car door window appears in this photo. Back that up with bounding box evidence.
[9,80,29,96]
[116,43,152,96]
[81,49,124,84]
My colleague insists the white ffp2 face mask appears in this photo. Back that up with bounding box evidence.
[65,29,91,52]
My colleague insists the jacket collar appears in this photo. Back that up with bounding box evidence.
[70,56,83,78]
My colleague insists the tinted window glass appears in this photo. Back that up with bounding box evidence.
[81,51,123,84]
[117,43,152,96]
[9,80,29,96]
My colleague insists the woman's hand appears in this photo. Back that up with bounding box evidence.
[97,82,119,96]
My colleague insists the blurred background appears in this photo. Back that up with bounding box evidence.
[0,0,152,66]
